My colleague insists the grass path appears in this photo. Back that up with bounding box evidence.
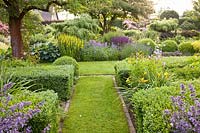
[63,76,129,133]
[79,61,117,75]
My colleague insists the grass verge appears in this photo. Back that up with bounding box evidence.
[78,61,117,75]
[63,76,129,133]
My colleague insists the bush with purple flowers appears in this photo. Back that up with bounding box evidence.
[164,84,200,133]
[110,36,132,47]
[0,82,42,132]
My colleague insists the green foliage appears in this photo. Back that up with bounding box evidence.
[8,65,75,101]
[138,38,156,51]
[31,42,61,63]
[161,40,178,52]
[123,30,140,37]
[57,34,84,60]
[179,21,197,30]
[74,0,153,33]
[80,45,119,61]
[101,31,125,44]
[12,90,60,133]
[120,44,153,59]
[150,19,179,32]
[173,56,200,80]
[160,10,179,20]
[1,59,33,67]
[192,40,200,52]
[178,41,195,55]
[51,14,100,40]
[131,80,200,133]
[53,56,79,77]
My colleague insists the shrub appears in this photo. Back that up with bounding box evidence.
[181,30,199,38]
[31,42,60,62]
[0,82,59,133]
[138,38,156,51]
[8,65,75,101]
[53,56,79,77]
[150,19,179,32]
[160,10,179,20]
[123,30,140,37]
[164,84,200,132]
[131,81,200,133]
[51,14,100,40]
[160,32,176,40]
[180,21,197,30]
[178,41,195,55]
[57,34,84,60]
[161,40,178,52]
[120,44,153,59]
[101,31,125,44]
[142,30,159,41]
[192,40,200,52]
[80,44,119,61]
[110,36,132,48]
[115,56,169,90]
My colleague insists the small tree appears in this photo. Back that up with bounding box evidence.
[160,10,179,20]
[0,0,67,58]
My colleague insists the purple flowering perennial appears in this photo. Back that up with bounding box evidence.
[164,84,200,133]
[110,36,132,46]
[0,82,47,132]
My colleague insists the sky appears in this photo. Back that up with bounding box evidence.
[153,0,194,15]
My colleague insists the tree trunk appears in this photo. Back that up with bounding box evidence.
[9,16,24,59]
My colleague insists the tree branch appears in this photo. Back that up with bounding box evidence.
[19,0,67,19]
[2,0,11,6]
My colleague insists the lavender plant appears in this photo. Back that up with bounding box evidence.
[164,84,200,133]
[0,82,49,133]
[89,40,107,47]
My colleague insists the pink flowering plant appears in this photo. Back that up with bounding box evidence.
[0,21,9,36]
[164,84,200,133]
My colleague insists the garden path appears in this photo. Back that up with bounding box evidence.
[62,61,130,133]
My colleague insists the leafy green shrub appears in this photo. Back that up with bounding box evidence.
[8,65,74,101]
[101,31,125,44]
[138,38,156,51]
[131,80,200,133]
[181,30,199,38]
[115,56,169,89]
[192,40,200,52]
[150,19,179,32]
[1,59,33,67]
[142,30,159,41]
[179,21,197,30]
[53,56,79,77]
[120,44,153,59]
[57,34,84,60]
[15,90,59,133]
[80,45,119,61]
[178,41,195,55]
[51,14,100,40]
[161,40,178,52]
[160,10,179,20]
[31,42,60,62]
[123,30,140,37]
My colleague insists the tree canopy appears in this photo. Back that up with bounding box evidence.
[72,0,154,33]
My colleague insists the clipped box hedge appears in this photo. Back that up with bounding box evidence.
[8,65,74,101]
[12,90,60,133]
[131,80,200,133]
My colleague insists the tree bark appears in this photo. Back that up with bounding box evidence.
[9,16,24,59]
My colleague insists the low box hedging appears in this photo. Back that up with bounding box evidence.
[8,65,74,101]
[131,80,200,133]
[12,90,60,133]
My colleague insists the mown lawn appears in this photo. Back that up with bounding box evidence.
[78,61,117,75]
[63,76,129,133]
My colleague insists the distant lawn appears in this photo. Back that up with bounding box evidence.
[78,61,117,75]
[63,76,129,133]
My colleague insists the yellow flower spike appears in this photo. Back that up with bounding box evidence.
[164,72,169,78]
[157,73,161,77]
[139,78,148,83]
[126,77,131,83]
